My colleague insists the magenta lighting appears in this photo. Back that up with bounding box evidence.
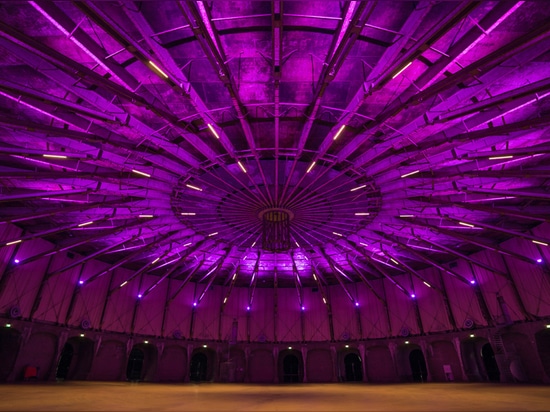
[79,280,84,285]
[14,259,19,264]
[301,306,305,311]
[193,302,197,307]
[470,280,476,285]
[137,294,142,298]
[355,302,359,307]
[246,306,250,311]
[537,258,543,263]
[411,294,416,298]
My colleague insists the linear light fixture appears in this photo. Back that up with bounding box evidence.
[5,239,22,246]
[132,169,151,178]
[399,214,415,218]
[355,212,370,216]
[390,258,399,265]
[333,124,346,140]
[185,184,202,191]
[251,241,257,247]
[208,232,218,237]
[181,212,196,216]
[207,123,220,139]
[392,61,412,79]
[237,161,247,173]
[488,155,514,160]
[306,161,316,173]
[533,240,549,246]
[322,297,327,304]
[333,232,343,237]
[139,214,154,218]
[183,242,192,247]
[313,273,317,281]
[43,154,67,159]
[400,169,420,178]
[350,184,366,192]
[148,61,169,78]
[232,273,237,281]
[423,281,431,288]
[458,222,475,228]
[360,242,368,247]
[120,281,128,287]
[77,221,94,227]
[295,241,300,248]
[152,257,160,264]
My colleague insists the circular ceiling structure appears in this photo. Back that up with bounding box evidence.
[0,1,549,318]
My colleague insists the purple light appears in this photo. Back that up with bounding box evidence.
[79,280,84,285]
[14,259,20,264]
[355,302,359,307]
[138,294,142,298]
[246,306,250,311]
[411,294,416,298]
[470,280,476,285]
[301,306,305,311]
[537,258,543,263]
[193,302,197,307]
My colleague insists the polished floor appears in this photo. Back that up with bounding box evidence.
[0,382,549,411]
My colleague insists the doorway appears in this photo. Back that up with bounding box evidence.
[283,354,300,382]
[0,327,21,381]
[126,347,144,381]
[481,343,500,382]
[55,343,74,380]
[190,352,208,382]
[344,353,363,382]
[409,349,428,382]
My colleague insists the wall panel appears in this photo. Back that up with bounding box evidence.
[163,281,194,340]
[249,288,274,342]
[133,273,168,336]
[276,288,301,342]
[442,259,486,328]
[306,348,333,382]
[219,286,248,342]
[101,266,140,334]
[0,238,50,319]
[330,285,359,341]
[414,268,452,333]
[366,345,396,382]
[248,349,274,382]
[501,237,550,318]
[0,224,22,282]
[69,260,111,330]
[32,248,81,324]
[472,250,526,323]
[357,281,390,339]
[193,284,222,340]
[384,275,418,336]
[303,287,330,341]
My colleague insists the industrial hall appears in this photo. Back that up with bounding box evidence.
[0,1,549,411]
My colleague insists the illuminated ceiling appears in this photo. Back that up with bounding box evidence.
[1,1,550,289]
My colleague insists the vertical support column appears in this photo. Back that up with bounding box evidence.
[273,346,279,383]
[358,343,368,382]
[122,337,134,381]
[469,263,494,326]
[388,342,399,382]
[244,346,250,383]
[301,346,308,382]
[452,337,469,381]
[330,345,338,382]
[48,330,68,381]
[184,344,192,382]
[419,340,433,382]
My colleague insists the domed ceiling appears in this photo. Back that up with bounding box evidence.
[1,0,550,294]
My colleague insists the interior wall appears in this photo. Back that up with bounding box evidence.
[306,348,333,382]
[157,345,187,382]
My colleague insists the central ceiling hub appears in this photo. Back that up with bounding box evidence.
[261,209,292,252]
[171,159,381,252]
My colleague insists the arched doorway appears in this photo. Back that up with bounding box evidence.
[481,343,500,382]
[190,352,208,382]
[126,347,144,381]
[55,343,74,380]
[283,354,300,382]
[0,327,22,381]
[535,329,550,380]
[409,349,428,382]
[344,353,363,382]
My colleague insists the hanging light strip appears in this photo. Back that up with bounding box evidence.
[333,125,346,140]
[132,169,151,178]
[148,61,169,78]
[207,123,221,139]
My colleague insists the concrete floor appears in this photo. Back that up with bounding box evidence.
[0,382,549,411]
